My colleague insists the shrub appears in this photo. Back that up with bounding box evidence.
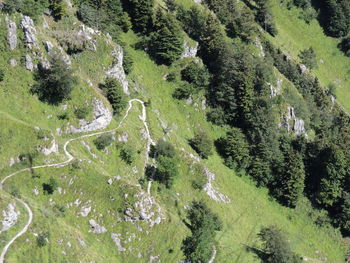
[93,134,113,150]
[182,201,222,262]
[156,139,176,158]
[74,106,90,119]
[10,186,21,198]
[37,232,49,247]
[42,177,58,195]
[258,226,302,263]
[338,36,350,56]
[100,78,127,114]
[189,131,213,159]
[120,145,135,164]
[181,62,210,89]
[154,156,178,188]
[0,69,4,82]
[172,83,194,100]
[33,54,77,104]
[122,49,133,74]
[49,0,67,20]
[52,30,91,54]
[298,47,317,69]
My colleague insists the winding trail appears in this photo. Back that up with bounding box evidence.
[0,99,152,263]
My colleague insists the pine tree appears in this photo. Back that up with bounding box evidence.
[123,0,154,34]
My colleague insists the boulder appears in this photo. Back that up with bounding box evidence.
[5,16,17,50]
[9,58,17,67]
[1,203,20,233]
[111,233,126,252]
[25,55,34,71]
[88,219,107,234]
[181,41,198,59]
[20,16,38,49]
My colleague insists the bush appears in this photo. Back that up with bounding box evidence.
[42,177,58,195]
[100,78,127,114]
[93,134,113,150]
[74,106,90,119]
[49,0,67,20]
[156,139,176,158]
[33,54,77,104]
[258,226,302,263]
[37,232,49,247]
[338,36,350,56]
[298,47,317,69]
[172,83,194,100]
[3,0,48,19]
[120,145,135,164]
[182,201,222,262]
[122,49,133,74]
[154,156,178,188]
[181,62,210,89]
[52,30,91,54]
[189,131,213,159]
[0,69,4,82]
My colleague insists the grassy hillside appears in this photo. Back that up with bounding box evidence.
[268,1,350,113]
[0,2,348,263]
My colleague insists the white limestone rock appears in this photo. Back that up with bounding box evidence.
[88,219,107,234]
[111,233,126,252]
[1,203,20,233]
[181,41,198,59]
[25,55,34,71]
[106,46,129,94]
[5,16,17,50]
[21,16,38,49]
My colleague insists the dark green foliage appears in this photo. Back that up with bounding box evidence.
[74,106,90,119]
[338,36,350,56]
[316,145,347,207]
[258,226,302,263]
[272,150,305,207]
[76,0,131,38]
[122,0,154,34]
[49,0,67,20]
[217,127,250,170]
[255,0,278,36]
[42,177,58,195]
[94,134,113,150]
[0,69,4,82]
[120,145,135,164]
[3,0,49,19]
[181,62,210,90]
[37,232,49,247]
[182,201,222,262]
[154,155,178,188]
[33,55,77,105]
[318,0,350,37]
[10,186,21,198]
[189,130,213,159]
[100,78,127,114]
[147,10,184,65]
[122,49,134,74]
[298,47,317,69]
[172,83,194,100]
[155,139,176,158]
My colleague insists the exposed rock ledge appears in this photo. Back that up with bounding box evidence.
[70,98,112,133]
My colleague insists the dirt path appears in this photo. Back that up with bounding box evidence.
[0,99,153,263]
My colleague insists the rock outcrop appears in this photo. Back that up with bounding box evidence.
[106,46,129,95]
[88,219,107,234]
[181,41,198,59]
[20,16,38,49]
[5,16,17,50]
[280,106,306,136]
[1,203,20,233]
[70,98,112,133]
[25,55,34,71]
[269,78,282,98]
[40,139,58,156]
[111,233,126,252]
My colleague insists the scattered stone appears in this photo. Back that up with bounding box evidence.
[78,237,87,248]
[70,98,112,133]
[81,141,97,158]
[181,41,198,59]
[42,18,49,29]
[132,167,138,174]
[255,38,265,57]
[1,203,20,233]
[203,167,231,203]
[33,187,39,196]
[186,97,193,105]
[5,16,17,50]
[25,55,34,71]
[111,233,126,252]
[44,40,54,53]
[9,59,17,67]
[106,46,129,94]
[280,106,306,136]
[299,64,307,74]
[88,219,107,234]
[79,206,91,217]
[40,139,58,155]
[66,241,71,248]
[107,178,113,185]
[118,132,128,142]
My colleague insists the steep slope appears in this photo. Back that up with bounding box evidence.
[0,1,348,263]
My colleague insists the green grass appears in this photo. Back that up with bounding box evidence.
[267,1,350,113]
[0,8,347,263]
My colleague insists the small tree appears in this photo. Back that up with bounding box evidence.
[189,130,213,159]
[37,232,49,247]
[74,106,90,119]
[182,201,222,262]
[181,62,210,90]
[100,78,127,115]
[49,0,67,20]
[33,54,77,104]
[42,177,58,195]
[339,36,350,56]
[0,69,4,82]
[94,134,113,150]
[120,145,135,164]
[154,156,178,188]
[298,47,317,69]
[258,225,302,263]
[156,139,176,158]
